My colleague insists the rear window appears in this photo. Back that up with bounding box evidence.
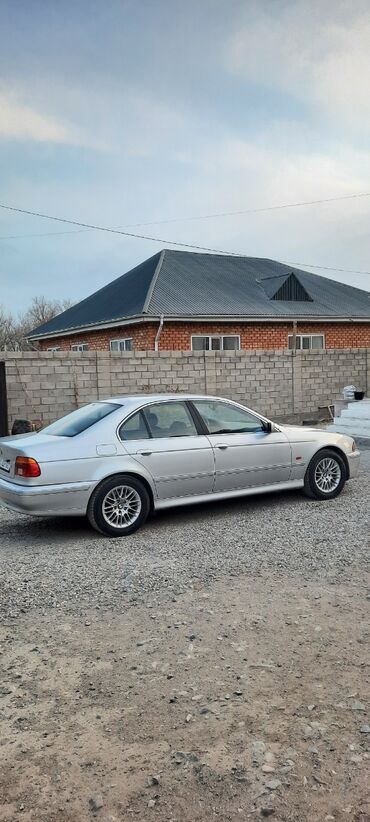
[42,402,120,437]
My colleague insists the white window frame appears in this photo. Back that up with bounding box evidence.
[109,338,133,352]
[71,343,89,352]
[288,334,325,350]
[191,334,240,351]
[47,346,61,352]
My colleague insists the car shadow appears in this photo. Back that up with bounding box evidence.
[0,483,352,545]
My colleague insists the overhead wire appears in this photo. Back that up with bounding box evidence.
[1,198,370,276]
[1,190,370,240]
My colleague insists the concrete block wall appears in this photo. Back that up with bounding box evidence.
[1,348,369,432]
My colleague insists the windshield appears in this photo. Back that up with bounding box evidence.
[42,402,121,437]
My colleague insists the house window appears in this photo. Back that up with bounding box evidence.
[191,335,240,351]
[71,343,89,352]
[47,346,61,352]
[110,338,133,352]
[288,334,324,350]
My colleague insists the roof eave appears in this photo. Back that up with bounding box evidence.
[28,312,370,341]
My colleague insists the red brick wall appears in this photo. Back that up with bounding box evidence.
[38,320,370,351]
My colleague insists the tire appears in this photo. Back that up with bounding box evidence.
[87,474,150,536]
[303,448,346,500]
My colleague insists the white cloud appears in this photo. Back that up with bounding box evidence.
[226,1,370,132]
[0,90,103,148]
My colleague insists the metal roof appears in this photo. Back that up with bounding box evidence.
[29,249,370,339]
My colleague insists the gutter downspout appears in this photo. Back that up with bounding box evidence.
[292,320,297,355]
[154,314,164,351]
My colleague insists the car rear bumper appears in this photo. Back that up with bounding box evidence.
[348,450,361,479]
[0,476,94,516]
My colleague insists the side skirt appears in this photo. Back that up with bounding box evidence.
[155,480,304,510]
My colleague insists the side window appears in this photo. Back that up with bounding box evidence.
[192,400,263,434]
[144,402,198,438]
[119,411,150,441]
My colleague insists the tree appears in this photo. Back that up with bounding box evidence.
[0,306,18,350]
[0,296,73,350]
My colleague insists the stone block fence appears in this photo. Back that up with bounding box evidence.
[1,348,369,433]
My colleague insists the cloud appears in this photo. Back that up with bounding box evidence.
[226,1,370,133]
[0,90,101,147]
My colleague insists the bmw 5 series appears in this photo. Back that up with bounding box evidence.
[0,395,360,536]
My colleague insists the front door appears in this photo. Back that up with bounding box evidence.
[118,400,214,500]
[191,399,292,492]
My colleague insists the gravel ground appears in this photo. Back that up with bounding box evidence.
[0,451,369,821]
[0,453,370,616]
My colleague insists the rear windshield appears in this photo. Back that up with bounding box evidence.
[42,402,120,437]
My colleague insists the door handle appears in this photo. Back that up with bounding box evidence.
[215,444,228,450]
[137,451,152,456]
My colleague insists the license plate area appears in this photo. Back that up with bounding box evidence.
[0,458,10,473]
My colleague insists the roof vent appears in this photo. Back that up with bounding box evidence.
[272,272,312,302]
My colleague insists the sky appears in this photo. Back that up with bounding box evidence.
[1,0,370,313]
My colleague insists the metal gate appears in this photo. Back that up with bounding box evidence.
[0,362,9,437]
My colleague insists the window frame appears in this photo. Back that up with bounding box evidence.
[118,409,152,441]
[191,334,241,352]
[189,398,268,436]
[110,337,133,352]
[288,333,325,351]
[71,342,89,352]
[117,399,205,442]
[47,346,61,352]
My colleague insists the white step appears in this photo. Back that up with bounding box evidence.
[327,421,370,437]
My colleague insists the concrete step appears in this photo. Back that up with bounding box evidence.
[327,421,370,437]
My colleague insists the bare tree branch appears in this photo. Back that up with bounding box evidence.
[0,297,73,350]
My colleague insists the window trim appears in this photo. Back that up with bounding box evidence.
[118,409,152,441]
[71,342,89,352]
[288,333,325,350]
[189,398,268,436]
[191,334,241,351]
[117,398,205,442]
[109,337,133,352]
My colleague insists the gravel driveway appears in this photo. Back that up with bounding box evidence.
[0,452,369,821]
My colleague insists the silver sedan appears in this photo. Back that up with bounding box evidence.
[0,394,360,536]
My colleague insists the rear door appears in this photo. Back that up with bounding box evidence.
[118,400,214,500]
[190,399,292,492]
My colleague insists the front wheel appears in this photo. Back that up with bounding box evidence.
[87,474,150,536]
[304,449,346,500]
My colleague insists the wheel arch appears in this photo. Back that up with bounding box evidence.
[310,445,350,480]
[88,471,155,512]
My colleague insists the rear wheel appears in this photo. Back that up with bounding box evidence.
[87,474,150,536]
[304,449,346,500]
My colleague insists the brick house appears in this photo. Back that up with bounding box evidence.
[29,249,370,352]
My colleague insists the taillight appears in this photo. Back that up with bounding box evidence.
[15,457,41,478]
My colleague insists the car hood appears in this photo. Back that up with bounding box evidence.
[278,424,355,450]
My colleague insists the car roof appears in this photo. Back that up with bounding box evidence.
[104,394,216,406]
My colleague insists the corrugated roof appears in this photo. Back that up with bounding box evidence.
[29,249,370,338]
[30,252,162,337]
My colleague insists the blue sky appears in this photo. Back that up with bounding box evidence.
[1,0,370,312]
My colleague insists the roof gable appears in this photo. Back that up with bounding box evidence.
[261,272,313,302]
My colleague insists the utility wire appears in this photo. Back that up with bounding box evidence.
[1,190,370,241]
[0,202,240,255]
[1,200,370,276]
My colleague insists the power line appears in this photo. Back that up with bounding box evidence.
[0,202,240,255]
[1,190,370,241]
[281,260,370,276]
[1,200,370,277]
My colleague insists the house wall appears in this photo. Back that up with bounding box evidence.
[2,348,369,432]
[37,320,370,352]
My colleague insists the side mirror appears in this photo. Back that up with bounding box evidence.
[262,420,272,434]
